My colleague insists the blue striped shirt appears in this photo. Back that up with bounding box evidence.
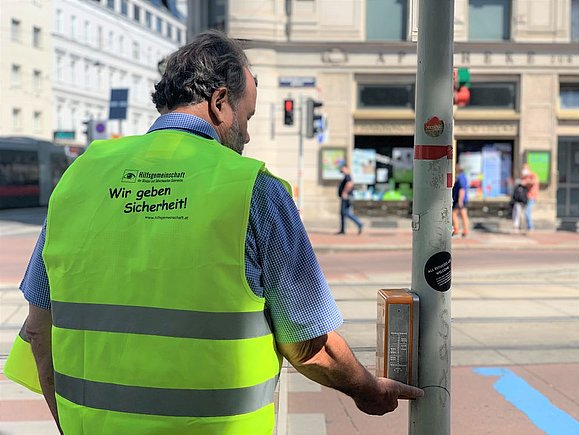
[20,113,342,343]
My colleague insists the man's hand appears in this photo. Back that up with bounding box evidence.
[353,377,424,415]
[277,331,424,416]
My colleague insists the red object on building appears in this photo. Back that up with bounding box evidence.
[454,86,470,107]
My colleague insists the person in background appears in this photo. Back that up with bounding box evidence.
[336,164,364,235]
[511,178,528,233]
[521,162,539,231]
[18,30,422,435]
[452,165,470,237]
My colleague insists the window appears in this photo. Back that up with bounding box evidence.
[366,0,407,41]
[33,111,43,131]
[11,64,22,87]
[156,16,163,33]
[572,0,579,41]
[84,21,91,43]
[108,30,114,49]
[146,11,152,28]
[71,58,77,84]
[119,35,125,55]
[177,28,182,44]
[358,84,415,109]
[469,0,511,41]
[97,26,103,48]
[56,55,63,81]
[71,15,77,39]
[132,41,140,60]
[167,24,173,39]
[107,0,115,10]
[560,83,579,109]
[56,9,63,34]
[121,0,128,16]
[33,70,42,91]
[466,82,517,109]
[134,5,141,22]
[11,19,21,42]
[12,108,22,130]
[32,26,42,47]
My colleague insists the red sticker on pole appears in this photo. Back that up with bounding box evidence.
[414,145,453,188]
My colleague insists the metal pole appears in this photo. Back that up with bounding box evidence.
[297,96,304,212]
[409,0,454,434]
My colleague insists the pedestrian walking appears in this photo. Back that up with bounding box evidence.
[336,164,364,235]
[521,162,539,231]
[10,30,422,435]
[452,165,470,237]
[511,179,528,233]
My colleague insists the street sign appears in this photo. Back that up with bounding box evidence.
[279,76,316,88]
[109,88,129,120]
[92,120,108,140]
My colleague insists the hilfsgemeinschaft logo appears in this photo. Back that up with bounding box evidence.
[121,170,138,183]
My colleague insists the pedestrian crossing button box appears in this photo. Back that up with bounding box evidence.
[376,289,419,389]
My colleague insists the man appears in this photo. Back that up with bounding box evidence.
[452,165,470,237]
[336,164,364,235]
[521,162,539,231]
[21,31,422,434]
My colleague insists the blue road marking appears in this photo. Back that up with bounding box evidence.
[474,367,579,435]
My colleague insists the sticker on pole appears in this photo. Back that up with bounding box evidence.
[424,116,445,137]
[424,251,451,292]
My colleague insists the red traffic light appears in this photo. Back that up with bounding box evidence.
[283,99,294,126]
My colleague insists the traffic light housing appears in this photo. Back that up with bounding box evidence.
[453,67,471,107]
[283,98,294,126]
[306,98,323,138]
[82,120,95,144]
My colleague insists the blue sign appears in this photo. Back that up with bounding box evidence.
[109,88,129,120]
[279,76,316,88]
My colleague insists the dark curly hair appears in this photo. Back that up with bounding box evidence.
[151,30,249,112]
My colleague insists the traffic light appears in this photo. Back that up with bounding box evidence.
[453,67,471,107]
[82,120,95,144]
[305,98,323,138]
[283,98,294,126]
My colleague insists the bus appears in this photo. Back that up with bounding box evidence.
[0,137,83,209]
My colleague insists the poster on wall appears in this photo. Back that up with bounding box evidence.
[320,148,347,181]
[526,150,551,184]
[482,147,501,198]
[352,148,376,184]
[458,152,482,199]
[392,147,414,183]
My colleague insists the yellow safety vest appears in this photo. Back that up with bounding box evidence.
[44,130,288,434]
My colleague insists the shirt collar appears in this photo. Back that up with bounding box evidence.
[147,112,221,142]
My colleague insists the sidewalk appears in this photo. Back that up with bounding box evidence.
[305,221,579,253]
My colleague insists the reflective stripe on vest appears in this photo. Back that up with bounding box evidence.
[44,131,287,434]
[56,372,278,417]
[52,300,272,340]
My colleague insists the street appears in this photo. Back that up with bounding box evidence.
[0,208,578,434]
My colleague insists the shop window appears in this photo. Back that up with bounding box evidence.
[457,140,514,200]
[367,0,407,41]
[465,82,517,110]
[353,136,415,201]
[560,83,579,109]
[468,0,511,41]
[358,84,415,109]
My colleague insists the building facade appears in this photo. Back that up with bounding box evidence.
[0,0,53,140]
[52,0,185,145]
[189,0,579,229]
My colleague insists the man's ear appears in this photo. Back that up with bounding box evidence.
[209,87,230,123]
